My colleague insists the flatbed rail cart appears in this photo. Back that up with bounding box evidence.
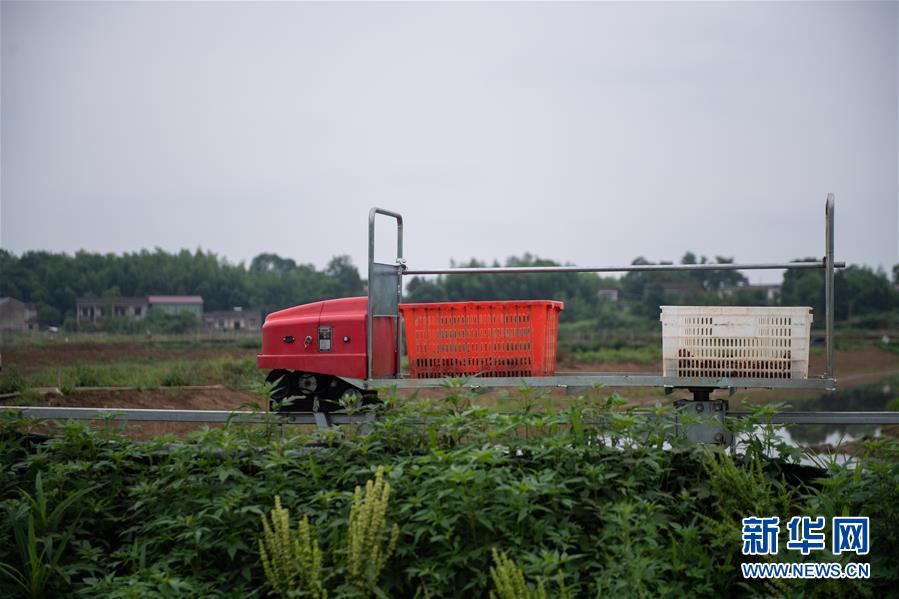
[258,198,841,407]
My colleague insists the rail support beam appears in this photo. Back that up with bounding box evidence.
[674,398,732,446]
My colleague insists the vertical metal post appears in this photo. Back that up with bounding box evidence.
[368,212,375,380]
[394,220,404,379]
[395,270,403,378]
[367,208,404,380]
[825,194,835,379]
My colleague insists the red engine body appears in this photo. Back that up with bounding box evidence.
[256,297,396,380]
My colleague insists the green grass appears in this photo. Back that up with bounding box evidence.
[3,356,259,391]
[0,331,260,350]
[561,345,661,365]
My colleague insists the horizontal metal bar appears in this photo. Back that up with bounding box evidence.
[730,411,899,425]
[583,412,899,426]
[4,406,896,427]
[0,407,375,425]
[404,260,845,276]
[361,374,837,391]
[286,412,376,425]
[387,412,899,426]
[0,407,266,423]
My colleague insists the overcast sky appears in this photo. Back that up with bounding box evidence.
[1,1,897,284]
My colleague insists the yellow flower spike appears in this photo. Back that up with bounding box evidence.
[260,467,400,597]
[489,549,560,599]
[258,495,327,598]
[345,465,400,592]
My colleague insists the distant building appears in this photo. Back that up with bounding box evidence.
[720,284,781,302]
[596,288,620,302]
[203,307,261,332]
[660,282,704,297]
[147,295,204,316]
[24,303,37,330]
[753,284,781,302]
[77,297,148,325]
[0,298,38,332]
[76,295,203,325]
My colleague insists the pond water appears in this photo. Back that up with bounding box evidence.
[779,377,897,447]
[726,377,898,465]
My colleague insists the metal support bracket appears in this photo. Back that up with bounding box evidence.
[674,397,732,446]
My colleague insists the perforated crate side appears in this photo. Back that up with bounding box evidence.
[399,301,563,379]
[660,306,812,379]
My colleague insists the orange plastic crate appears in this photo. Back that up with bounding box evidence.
[399,300,564,379]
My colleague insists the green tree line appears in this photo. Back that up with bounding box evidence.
[406,253,899,327]
[0,249,363,329]
[1,248,896,330]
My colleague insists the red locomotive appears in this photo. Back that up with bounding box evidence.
[257,297,395,411]
[257,296,564,411]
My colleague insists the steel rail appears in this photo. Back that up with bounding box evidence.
[403,260,845,276]
[729,411,899,425]
[0,406,375,425]
[2,406,898,426]
[359,374,838,391]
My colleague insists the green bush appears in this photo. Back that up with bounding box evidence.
[71,364,104,388]
[159,365,190,387]
[0,396,897,597]
[0,366,26,394]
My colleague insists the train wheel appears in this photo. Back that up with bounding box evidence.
[267,371,380,413]
[339,388,364,410]
[265,370,292,401]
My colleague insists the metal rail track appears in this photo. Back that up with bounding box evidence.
[2,406,897,426]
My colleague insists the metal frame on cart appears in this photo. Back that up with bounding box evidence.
[5,195,899,439]
[346,194,899,445]
[357,196,842,395]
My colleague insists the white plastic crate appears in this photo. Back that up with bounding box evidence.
[661,306,813,379]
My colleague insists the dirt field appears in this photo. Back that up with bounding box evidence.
[3,340,256,376]
[3,387,266,439]
[30,386,263,411]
